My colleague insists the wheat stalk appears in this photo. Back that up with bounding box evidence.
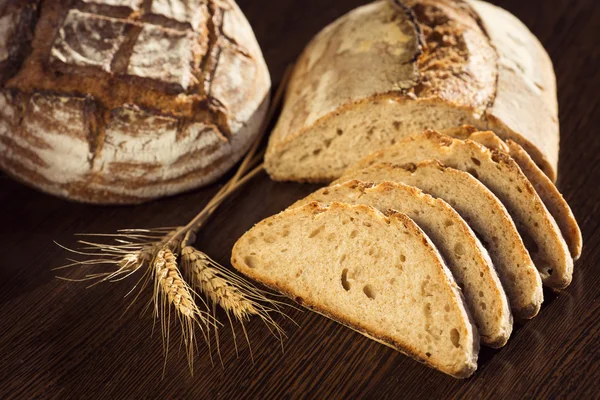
[55,65,295,372]
[54,228,173,284]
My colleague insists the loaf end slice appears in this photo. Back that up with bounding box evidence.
[232,202,479,378]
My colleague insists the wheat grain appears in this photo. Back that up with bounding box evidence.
[182,246,257,321]
[154,248,200,319]
[153,246,212,372]
[181,245,289,360]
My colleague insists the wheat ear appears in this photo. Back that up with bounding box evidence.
[181,246,289,360]
[182,246,256,320]
[153,244,215,373]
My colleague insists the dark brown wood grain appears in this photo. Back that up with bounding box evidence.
[1,0,599,398]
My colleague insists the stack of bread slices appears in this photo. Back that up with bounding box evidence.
[231,127,581,378]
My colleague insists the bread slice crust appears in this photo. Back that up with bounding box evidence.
[232,201,478,378]
[504,140,582,260]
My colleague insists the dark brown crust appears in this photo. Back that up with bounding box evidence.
[0,135,47,168]
[392,0,425,63]
[0,91,269,204]
[0,92,268,204]
[454,0,499,117]
[0,151,229,204]
[7,1,219,121]
[3,0,253,125]
[198,1,222,97]
[0,151,232,204]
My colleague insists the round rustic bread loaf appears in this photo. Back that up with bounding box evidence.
[0,0,270,204]
[265,0,559,183]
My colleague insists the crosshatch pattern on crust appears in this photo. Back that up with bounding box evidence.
[0,0,271,203]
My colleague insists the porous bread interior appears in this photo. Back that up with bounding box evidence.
[266,98,479,182]
[338,161,542,319]
[265,98,553,184]
[292,180,511,346]
[349,132,572,289]
[232,202,477,377]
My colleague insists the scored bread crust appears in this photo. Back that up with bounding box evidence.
[349,131,572,289]
[0,0,270,204]
[441,126,582,261]
[292,180,512,347]
[337,160,543,319]
[231,201,479,378]
[265,0,558,183]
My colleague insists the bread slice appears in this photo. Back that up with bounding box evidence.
[442,126,582,260]
[231,202,479,378]
[292,180,511,347]
[337,161,543,319]
[349,130,572,289]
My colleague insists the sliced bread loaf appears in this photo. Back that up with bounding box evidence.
[442,126,582,260]
[337,161,543,319]
[349,131,572,289]
[231,202,479,378]
[292,180,512,347]
[265,0,559,183]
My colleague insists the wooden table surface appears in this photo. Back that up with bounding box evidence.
[1,0,599,398]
